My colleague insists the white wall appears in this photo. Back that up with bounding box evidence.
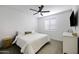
[37,9,72,41]
[0,6,37,46]
[0,5,79,44]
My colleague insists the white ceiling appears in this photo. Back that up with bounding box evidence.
[1,5,78,17]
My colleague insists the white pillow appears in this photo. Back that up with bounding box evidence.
[12,34,23,44]
[18,31,24,35]
[12,31,24,44]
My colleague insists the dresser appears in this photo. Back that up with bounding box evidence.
[63,32,78,54]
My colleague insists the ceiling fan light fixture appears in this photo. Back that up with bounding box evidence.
[30,5,50,16]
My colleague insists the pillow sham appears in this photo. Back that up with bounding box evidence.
[12,32,18,42]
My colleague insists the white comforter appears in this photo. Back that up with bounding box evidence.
[13,33,49,54]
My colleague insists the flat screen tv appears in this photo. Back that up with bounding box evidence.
[70,11,78,26]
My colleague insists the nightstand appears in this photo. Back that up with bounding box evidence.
[63,32,78,54]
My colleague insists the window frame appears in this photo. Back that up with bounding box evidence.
[44,18,56,31]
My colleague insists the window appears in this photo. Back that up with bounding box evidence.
[45,18,56,31]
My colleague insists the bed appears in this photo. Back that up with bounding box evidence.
[12,33,50,54]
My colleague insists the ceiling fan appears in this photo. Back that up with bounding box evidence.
[30,5,50,16]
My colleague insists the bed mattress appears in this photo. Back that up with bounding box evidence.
[14,33,49,54]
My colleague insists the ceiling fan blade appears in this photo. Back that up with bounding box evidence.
[41,11,50,13]
[30,9,37,12]
[38,5,44,12]
[33,12,38,15]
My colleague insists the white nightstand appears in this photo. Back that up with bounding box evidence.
[63,32,78,54]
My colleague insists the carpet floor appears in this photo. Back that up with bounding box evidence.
[0,39,63,54]
[37,39,63,54]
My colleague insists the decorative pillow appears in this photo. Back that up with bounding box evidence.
[25,32,32,35]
